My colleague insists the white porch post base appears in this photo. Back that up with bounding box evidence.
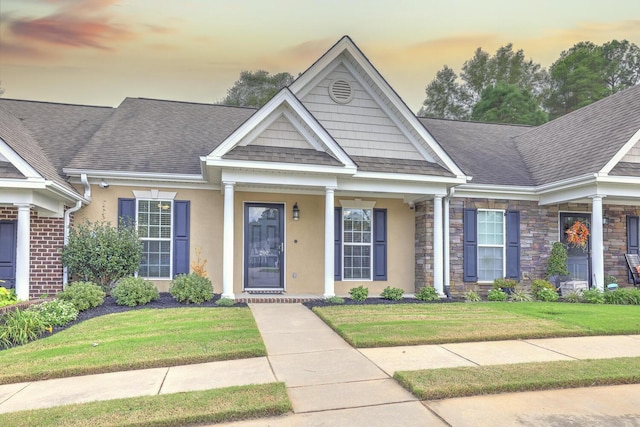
[591,196,605,291]
[324,187,335,298]
[222,182,235,299]
[15,204,31,301]
[433,196,444,296]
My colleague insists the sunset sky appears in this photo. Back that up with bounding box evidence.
[1,0,639,112]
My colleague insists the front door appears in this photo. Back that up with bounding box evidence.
[560,213,591,283]
[0,221,17,289]
[244,203,284,289]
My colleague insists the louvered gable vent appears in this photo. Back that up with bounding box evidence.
[329,79,354,104]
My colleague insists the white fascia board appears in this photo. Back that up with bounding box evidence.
[453,184,539,201]
[337,178,448,196]
[535,174,597,193]
[0,138,42,179]
[0,178,47,189]
[538,184,598,206]
[353,171,466,185]
[596,180,640,198]
[64,169,206,183]
[600,127,640,175]
[597,175,640,185]
[44,182,87,204]
[208,158,357,175]
[221,170,338,188]
[0,189,64,215]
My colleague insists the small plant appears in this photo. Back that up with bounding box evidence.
[380,286,404,301]
[111,276,159,307]
[349,286,368,302]
[531,279,556,301]
[57,281,105,312]
[536,287,559,302]
[325,296,345,304]
[170,273,214,304]
[509,288,533,302]
[191,247,208,278]
[415,286,439,301]
[563,290,582,303]
[464,290,481,302]
[582,288,604,304]
[29,299,78,327]
[215,298,236,307]
[0,287,18,307]
[0,308,46,348]
[487,288,508,301]
[546,242,569,279]
[603,288,640,305]
[493,278,517,290]
[604,275,618,286]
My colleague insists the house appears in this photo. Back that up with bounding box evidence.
[0,36,638,300]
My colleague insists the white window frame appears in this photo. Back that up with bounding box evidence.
[136,198,174,280]
[477,209,506,282]
[340,200,376,281]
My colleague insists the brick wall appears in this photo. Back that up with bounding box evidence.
[414,200,434,290]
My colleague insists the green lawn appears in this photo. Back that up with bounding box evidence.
[312,302,640,347]
[0,307,266,384]
[394,356,640,400]
[0,383,292,427]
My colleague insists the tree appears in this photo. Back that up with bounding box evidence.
[417,66,469,119]
[471,82,547,125]
[601,39,640,93]
[220,70,294,108]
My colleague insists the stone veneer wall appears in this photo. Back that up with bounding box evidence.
[418,198,639,296]
[0,207,65,298]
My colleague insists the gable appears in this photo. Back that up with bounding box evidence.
[621,139,640,163]
[247,114,316,150]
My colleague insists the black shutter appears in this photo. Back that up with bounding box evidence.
[505,210,520,281]
[334,207,342,280]
[463,208,478,282]
[173,201,190,277]
[373,208,387,281]
[627,216,639,283]
[117,198,135,228]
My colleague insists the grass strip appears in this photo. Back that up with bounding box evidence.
[312,303,640,347]
[394,356,640,400]
[0,382,292,427]
[0,308,266,384]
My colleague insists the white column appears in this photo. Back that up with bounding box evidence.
[443,196,450,293]
[591,196,605,291]
[324,187,335,298]
[15,204,31,301]
[222,182,235,299]
[433,196,444,296]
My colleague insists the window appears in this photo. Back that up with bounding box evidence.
[343,208,372,280]
[137,200,172,278]
[477,210,505,281]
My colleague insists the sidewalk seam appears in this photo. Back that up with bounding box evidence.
[438,345,482,367]
[156,368,170,395]
[522,340,580,360]
[0,382,31,407]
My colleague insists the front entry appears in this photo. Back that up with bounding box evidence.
[244,203,284,290]
[560,212,591,284]
[0,221,17,289]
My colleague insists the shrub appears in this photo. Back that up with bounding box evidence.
[349,286,368,302]
[603,288,640,305]
[325,296,345,304]
[0,309,46,348]
[29,299,78,327]
[604,275,618,286]
[215,298,236,307]
[58,281,105,312]
[536,287,559,302]
[170,273,214,304]
[415,286,439,301]
[487,289,508,301]
[563,291,582,303]
[582,288,604,304]
[509,288,533,302]
[380,286,404,301]
[493,278,517,290]
[531,279,556,301]
[0,287,18,307]
[464,290,481,302]
[546,242,569,278]
[62,219,142,291]
[111,276,159,307]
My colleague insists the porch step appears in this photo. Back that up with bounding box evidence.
[234,294,323,304]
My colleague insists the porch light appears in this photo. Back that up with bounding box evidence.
[292,202,300,221]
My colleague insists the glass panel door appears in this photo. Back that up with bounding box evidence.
[244,203,284,289]
[560,213,591,283]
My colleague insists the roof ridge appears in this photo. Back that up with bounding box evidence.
[418,116,533,128]
[0,98,113,109]
[131,97,259,111]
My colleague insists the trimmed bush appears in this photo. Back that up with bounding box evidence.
[214,298,236,307]
[170,273,214,304]
[111,276,159,307]
[380,286,404,301]
[464,290,481,302]
[493,278,517,290]
[582,288,604,304]
[349,286,368,302]
[531,279,556,301]
[325,296,345,304]
[536,287,559,302]
[487,288,508,301]
[416,286,439,301]
[0,309,46,348]
[29,300,78,327]
[57,282,105,312]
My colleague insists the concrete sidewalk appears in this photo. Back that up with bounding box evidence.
[1,303,639,426]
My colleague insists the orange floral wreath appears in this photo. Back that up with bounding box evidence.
[565,220,589,248]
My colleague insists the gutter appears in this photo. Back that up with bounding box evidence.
[62,174,91,288]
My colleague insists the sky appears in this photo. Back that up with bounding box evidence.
[1,0,639,113]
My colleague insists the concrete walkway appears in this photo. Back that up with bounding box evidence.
[1,303,639,426]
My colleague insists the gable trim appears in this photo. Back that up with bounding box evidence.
[600,127,640,175]
[0,138,42,179]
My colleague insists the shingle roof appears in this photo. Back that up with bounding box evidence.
[351,155,454,177]
[68,98,256,174]
[418,118,532,185]
[224,145,343,166]
[514,84,640,185]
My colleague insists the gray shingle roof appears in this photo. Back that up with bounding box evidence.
[514,84,640,185]
[68,98,256,174]
[351,155,454,177]
[224,145,343,166]
[418,118,532,185]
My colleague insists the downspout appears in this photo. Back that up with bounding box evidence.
[443,187,455,297]
[63,174,91,288]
